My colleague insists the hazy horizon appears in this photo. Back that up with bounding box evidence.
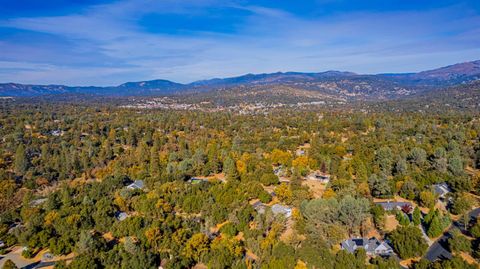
[1,58,479,87]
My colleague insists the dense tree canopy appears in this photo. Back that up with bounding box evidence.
[0,101,479,268]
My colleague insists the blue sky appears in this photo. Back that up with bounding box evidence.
[0,0,479,85]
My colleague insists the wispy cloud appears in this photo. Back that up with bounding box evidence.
[0,0,479,85]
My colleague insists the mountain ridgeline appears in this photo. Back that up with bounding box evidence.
[1,60,479,102]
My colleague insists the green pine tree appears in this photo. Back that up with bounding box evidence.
[427,215,443,238]
[413,207,421,226]
[224,157,239,181]
[14,144,28,175]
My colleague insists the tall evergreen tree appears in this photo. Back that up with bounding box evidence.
[14,144,28,175]
[413,207,422,226]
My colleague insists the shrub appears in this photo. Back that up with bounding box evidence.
[219,222,238,237]
[2,259,18,269]
[448,229,471,253]
[388,226,428,259]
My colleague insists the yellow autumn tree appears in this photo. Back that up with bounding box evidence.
[275,183,293,203]
[210,237,243,259]
[260,222,282,251]
[66,214,81,227]
[155,198,173,215]
[183,233,210,262]
[236,159,247,175]
[270,149,292,166]
[322,188,336,199]
[294,260,308,269]
[114,192,128,211]
[357,182,370,197]
[334,145,347,157]
[145,226,162,250]
[292,156,315,176]
[44,211,59,226]
[236,152,252,175]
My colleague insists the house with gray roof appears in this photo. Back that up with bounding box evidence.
[188,177,209,184]
[8,222,23,234]
[115,211,129,221]
[273,166,287,177]
[375,201,412,211]
[51,130,64,136]
[306,171,330,183]
[252,201,266,215]
[30,198,48,207]
[341,237,394,256]
[271,204,292,218]
[432,183,451,200]
[127,180,145,190]
[295,149,306,156]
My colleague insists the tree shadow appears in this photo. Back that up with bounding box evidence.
[21,261,41,269]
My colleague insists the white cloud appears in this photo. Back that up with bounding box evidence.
[0,0,479,85]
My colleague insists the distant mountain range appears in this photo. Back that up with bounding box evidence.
[1,60,479,101]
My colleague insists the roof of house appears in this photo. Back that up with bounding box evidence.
[296,149,305,156]
[190,177,208,184]
[271,204,292,217]
[433,183,451,196]
[273,166,287,176]
[127,180,144,190]
[8,222,23,234]
[252,201,266,214]
[51,130,63,136]
[30,198,48,206]
[191,177,207,181]
[342,238,369,253]
[115,211,128,221]
[252,200,263,208]
[375,201,411,210]
[307,171,331,181]
[341,238,393,254]
[273,165,283,171]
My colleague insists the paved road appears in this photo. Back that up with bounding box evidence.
[469,208,480,220]
[0,247,74,269]
[0,247,41,269]
[424,207,480,262]
[424,235,452,262]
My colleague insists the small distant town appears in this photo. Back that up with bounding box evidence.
[120,97,342,114]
